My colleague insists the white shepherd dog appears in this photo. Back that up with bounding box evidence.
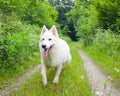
[39,25,71,86]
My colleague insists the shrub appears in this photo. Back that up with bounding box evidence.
[0,17,40,74]
[91,29,120,58]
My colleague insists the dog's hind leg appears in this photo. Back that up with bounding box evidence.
[41,64,47,86]
[53,65,63,84]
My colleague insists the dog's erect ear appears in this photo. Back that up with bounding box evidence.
[50,25,58,37]
[41,25,47,35]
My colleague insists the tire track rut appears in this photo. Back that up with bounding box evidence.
[0,64,41,96]
[79,50,120,96]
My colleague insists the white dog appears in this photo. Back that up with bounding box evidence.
[39,25,71,86]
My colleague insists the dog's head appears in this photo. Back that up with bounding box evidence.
[40,25,58,57]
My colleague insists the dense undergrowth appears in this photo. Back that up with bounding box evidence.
[0,16,41,87]
[86,29,120,58]
[0,17,40,73]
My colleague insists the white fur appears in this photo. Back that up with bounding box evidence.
[39,25,71,86]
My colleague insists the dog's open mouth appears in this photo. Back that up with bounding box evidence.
[43,46,52,57]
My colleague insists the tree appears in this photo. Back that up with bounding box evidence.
[67,0,120,42]
[48,0,77,40]
[91,0,120,33]
[0,0,58,27]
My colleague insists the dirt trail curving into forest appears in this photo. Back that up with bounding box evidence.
[79,50,120,96]
[0,64,41,96]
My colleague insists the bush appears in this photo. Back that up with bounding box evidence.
[60,35,72,44]
[91,29,120,58]
[0,17,40,74]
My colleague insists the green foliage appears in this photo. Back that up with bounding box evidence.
[91,0,120,32]
[66,0,99,41]
[0,16,40,74]
[67,0,120,41]
[91,29,120,58]
[48,0,77,40]
[0,0,58,27]
[60,34,72,44]
[21,0,58,27]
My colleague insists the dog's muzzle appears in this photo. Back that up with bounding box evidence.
[42,45,53,57]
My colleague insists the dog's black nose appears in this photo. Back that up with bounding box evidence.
[42,45,46,49]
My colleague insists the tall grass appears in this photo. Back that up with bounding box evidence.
[83,30,120,89]
[11,42,93,96]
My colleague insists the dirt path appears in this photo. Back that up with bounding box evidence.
[1,51,120,96]
[79,50,120,96]
[0,64,41,96]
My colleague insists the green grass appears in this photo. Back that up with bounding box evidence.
[84,46,120,89]
[0,52,40,88]
[11,42,93,96]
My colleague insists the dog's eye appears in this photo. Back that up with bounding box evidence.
[42,38,44,41]
[49,38,52,41]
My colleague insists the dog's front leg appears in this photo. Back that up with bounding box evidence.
[53,65,63,84]
[41,64,47,86]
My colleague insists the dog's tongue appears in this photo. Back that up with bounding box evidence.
[44,49,49,57]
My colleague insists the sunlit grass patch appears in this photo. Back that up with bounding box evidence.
[13,42,92,96]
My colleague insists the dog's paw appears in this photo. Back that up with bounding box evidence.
[53,78,59,84]
[43,80,47,86]
[43,82,47,86]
